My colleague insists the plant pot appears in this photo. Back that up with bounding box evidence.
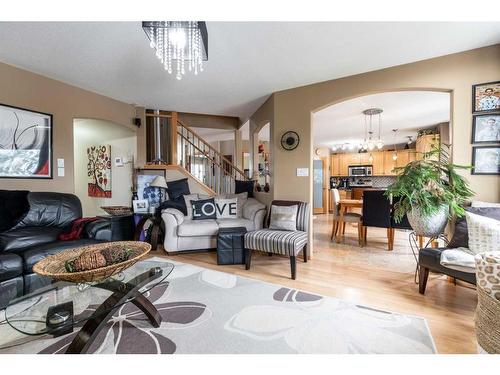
[407,205,448,237]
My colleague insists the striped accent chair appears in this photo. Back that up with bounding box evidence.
[244,200,309,280]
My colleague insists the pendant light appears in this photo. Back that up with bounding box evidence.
[392,129,398,161]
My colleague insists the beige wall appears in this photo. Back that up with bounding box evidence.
[247,44,500,256]
[0,61,137,193]
[74,119,137,217]
[256,45,500,208]
[249,95,275,208]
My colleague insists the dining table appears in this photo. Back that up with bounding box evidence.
[336,198,363,243]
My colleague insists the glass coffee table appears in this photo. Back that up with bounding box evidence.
[5,260,174,354]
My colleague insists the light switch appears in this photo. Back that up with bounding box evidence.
[57,158,64,168]
[296,168,309,177]
[57,167,65,177]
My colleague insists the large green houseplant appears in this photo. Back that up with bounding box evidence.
[385,146,474,237]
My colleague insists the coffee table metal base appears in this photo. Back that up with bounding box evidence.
[65,267,164,354]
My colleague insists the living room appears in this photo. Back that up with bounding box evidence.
[0,1,499,372]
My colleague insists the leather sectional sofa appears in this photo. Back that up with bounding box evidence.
[0,192,111,308]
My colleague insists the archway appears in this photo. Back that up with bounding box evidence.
[311,89,452,263]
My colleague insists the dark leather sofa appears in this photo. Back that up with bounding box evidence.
[0,192,111,308]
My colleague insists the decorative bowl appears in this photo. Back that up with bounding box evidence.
[100,206,133,216]
[33,241,151,283]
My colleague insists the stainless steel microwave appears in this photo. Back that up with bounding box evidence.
[348,165,373,177]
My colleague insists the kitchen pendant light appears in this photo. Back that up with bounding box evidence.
[363,108,384,151]
[392,129,398,161]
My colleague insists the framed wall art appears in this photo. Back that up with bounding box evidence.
[87,144,112,197]
[472,81,500,113]
[472,113,500,144]
[471,146,500,175]
[0,103,53,178]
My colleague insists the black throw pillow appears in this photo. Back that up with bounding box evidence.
[448,207,500,248]
[191,198,217,220]
[158,196,188,216]
[166,178,190,200]
[235,180,255,198]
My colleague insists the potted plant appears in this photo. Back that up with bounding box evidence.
[386,146,474,237]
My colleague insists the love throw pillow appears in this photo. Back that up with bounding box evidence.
[191,198,217,220]
[215,198,238,219]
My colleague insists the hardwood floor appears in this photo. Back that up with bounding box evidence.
[153,213,478,354]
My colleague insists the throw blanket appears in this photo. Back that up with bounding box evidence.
[440,248,476,273]
[0,190,30,232]
[58,217,98,241]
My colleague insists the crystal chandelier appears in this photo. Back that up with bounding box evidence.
[142,21,208,80]
[361,108,384,151]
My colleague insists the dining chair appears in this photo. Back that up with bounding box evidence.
[362,190,393,250]
[330,189,364,246]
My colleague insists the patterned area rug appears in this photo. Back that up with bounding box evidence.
[0,258,436,354]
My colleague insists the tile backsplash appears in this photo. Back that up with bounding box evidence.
[371,176,396,188]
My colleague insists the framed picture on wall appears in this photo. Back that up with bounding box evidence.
[0,103,53,178]
[472,113,500,144]
[472,81,500,113]
[136,169,166,208]
[472,146,500,175]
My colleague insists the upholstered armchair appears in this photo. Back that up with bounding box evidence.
[244,200,310,280]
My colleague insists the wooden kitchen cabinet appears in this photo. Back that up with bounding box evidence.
[396,149,411,169]
[331,155,341,176]
[383,151,397,175]
[370,152,384,175]
[358,153,371,165]
[339,154,349,176]
[416,134,440,160]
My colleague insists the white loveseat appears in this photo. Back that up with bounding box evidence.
[161,196,266,253]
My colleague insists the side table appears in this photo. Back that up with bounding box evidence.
[134,213,163,251]
[96,214,135,241]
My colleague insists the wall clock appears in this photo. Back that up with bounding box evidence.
[281,131,300,151]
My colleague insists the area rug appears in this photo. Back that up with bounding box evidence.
[0,257,436,354]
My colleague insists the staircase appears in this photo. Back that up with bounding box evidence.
[176,120,249,194]
[145,111,250,196]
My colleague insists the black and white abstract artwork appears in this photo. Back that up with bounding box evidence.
[0,104,52,178]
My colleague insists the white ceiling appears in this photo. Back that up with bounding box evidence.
[313,91,450,148]
[0,22,498,121]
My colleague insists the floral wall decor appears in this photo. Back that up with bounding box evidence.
[87,145,112,198]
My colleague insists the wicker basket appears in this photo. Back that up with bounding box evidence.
[100,206,133,216]
[33,241,151,283]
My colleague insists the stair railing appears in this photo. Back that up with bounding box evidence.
[176,119,249,195]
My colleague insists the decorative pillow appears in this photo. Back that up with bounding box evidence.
[215,197,238,219]
[183,194,199,219]
[465,212,500,255]
[475,252,500,301]
[269,205,298,231]
[235,180,255,198]
[158,196,188,216]
[449,207,500,248]
[166,178,190,200]
[225,192,248,218]
[191,198,217,220]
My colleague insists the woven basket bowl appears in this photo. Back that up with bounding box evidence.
[33,241,151,283]
[100,206,133,216]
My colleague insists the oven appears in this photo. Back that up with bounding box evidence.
[348,165,373,177]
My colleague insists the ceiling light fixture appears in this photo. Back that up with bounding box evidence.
[392,129,398,161]
[362,108,384,151]
[142,21,208,80]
